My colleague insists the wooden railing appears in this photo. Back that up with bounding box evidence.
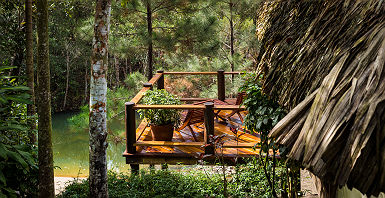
[125,70,251,156]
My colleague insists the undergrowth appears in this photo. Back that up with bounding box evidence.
[58,159,284,198]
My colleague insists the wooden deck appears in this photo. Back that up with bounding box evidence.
[123,110,261,165]
[123,71,262,166]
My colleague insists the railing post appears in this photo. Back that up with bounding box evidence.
[204,102,214,155]
[217,70,225,101]
[143,82,152,90]
[157,70,164,89]
[125,102,136,154]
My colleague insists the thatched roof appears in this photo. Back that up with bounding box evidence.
[257,0,385,196]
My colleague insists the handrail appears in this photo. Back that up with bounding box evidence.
[130,87,150,104]
[134,141,258,148]
[133,104,245,110]
[148,73,162,84]
[163,72,218,75]
[162,71,246,75]
[130,73,162,104]
[133,104,206,110]
[130,70,247,104]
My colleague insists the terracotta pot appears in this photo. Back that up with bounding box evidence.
[150,124,174,141]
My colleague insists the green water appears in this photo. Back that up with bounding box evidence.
[52,112,137,177]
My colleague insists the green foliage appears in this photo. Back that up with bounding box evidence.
[68,72,146,131]
[0,143,38,197]
[240,73,286,135]
[0,66,35,145]
[0,67,38,197]
[239,73,302,197]
[59,170,224,198]
[139,89,182,126]
[59,159,290,198]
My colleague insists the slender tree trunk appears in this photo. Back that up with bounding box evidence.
[63,44,70,110]
[146,0,153,81]
[128,58,132,74]
[25,0,35,142]
[123,58,127,79]
[229,0,235,81]
[36,0,55,197]
[89,0,111,197]
[85,59,88,104]
[114,56,119,84]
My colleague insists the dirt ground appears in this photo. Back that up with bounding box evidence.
[54,177,85,195]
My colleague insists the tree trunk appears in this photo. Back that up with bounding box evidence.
[25,0,35,142]
[229,0,235,81]
[146,0,153,81]
[63,44,70,110]
[36,0,55,197]
[89,0,111,197]
[85,59,88,104]
[114,56,119,84]
[127,58,132,74]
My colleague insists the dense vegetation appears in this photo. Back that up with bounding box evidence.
[0,0,304,197]
[59,159,286,198]
[0,67,38,197]
[0,0,260,112]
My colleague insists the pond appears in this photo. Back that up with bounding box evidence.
[52,112,138,177]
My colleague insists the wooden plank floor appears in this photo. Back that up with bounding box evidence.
[123,110,262,165]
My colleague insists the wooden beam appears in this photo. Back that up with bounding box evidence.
[213,105,246,110]
[217,70,225,101]
[133,141,258,148]
[134,141,204,147]
[162,71,246,75]
[133,104,244,110]
[163,72,218,75]
[125,102,136,154]
[136,120,148,141]
[224,71,246,75]
[130,87,151,104]
[134,104,206,110]
[148,73,162,85]
[223,142,258,148]
[180,98,211,101]
[156,70,164,89]
[204,102,214,154]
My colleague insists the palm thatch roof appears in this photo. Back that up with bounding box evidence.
[256,0,385,196]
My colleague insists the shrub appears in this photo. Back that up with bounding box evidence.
[139,89,181,126]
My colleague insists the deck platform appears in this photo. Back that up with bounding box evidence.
[123,110,261,165]
[123,71,262,166]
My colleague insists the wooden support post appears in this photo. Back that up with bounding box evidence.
[143,82,152,89]
[130,164,139,175]
[217,70,225,101]
[157,70,164,89]
[204,102,214,155]
[125,102,136,154]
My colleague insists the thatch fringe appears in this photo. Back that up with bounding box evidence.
[258,0,385,196]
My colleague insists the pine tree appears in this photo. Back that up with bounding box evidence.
[120,0,219,77]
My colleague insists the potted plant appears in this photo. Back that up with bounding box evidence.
[139,89,182,141]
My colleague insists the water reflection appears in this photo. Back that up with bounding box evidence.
[52,112,139,177]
